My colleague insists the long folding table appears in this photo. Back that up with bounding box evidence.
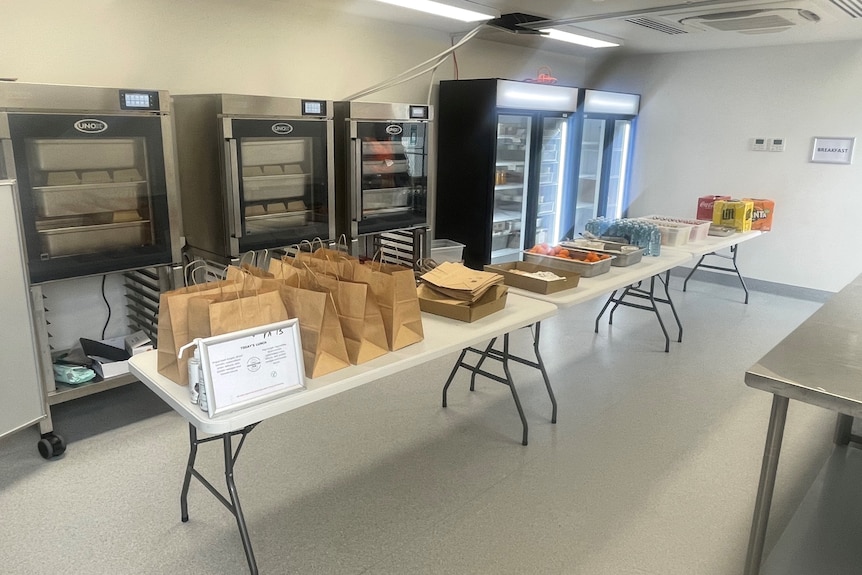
[129,293,557,575]
[508,249,692,352]
[676,230,762,303]
[743,272,861,575]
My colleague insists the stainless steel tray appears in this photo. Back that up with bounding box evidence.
[363,159,409,174]
[245,210,309,233]
[523,250,614,278]
[33,181,144,217]
[243,173,309,202]
[561,241,643,267]
[363,187,411,210]
[28,139,138,171]
[39,221,150,257]
[242,139,306,166]
[362,141,405,155]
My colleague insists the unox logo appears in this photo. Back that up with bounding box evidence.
[74,119,108,134]
[385,124,403,136]
[272,123,294,135]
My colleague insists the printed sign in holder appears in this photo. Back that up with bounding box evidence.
[197,319,305,418]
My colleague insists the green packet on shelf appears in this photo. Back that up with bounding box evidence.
[53,363,96,385]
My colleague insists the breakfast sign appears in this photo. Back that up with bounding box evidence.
[811,137,855,164]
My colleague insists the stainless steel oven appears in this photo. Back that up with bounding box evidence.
[172,94,335,263]
[0,82,184,284]
[334,101,433,252]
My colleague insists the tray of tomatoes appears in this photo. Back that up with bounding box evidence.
[523,244,614,277]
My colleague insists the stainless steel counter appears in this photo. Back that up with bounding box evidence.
[744,272,862,575]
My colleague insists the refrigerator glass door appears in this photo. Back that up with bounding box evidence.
[233,119,331,252]
[493,114,531,262]
[8,113,173,284]
[355,121,428,236]
[605,119,634,220]
[535,117,568,247]
[573,118,606,236]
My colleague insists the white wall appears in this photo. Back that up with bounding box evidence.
[585,41,862,293]
[3,0,587,102]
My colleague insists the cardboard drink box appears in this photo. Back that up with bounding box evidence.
[484,262,580,294]
[697,195,731,221]
[713,199,754,232]
[417,284,508,322]
[742,198,775,231]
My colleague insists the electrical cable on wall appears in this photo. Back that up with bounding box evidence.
[343,24,484,104]
[100,275,112,340]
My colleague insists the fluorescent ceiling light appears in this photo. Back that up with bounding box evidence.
[374,0,497,22]
[540,28,620,48]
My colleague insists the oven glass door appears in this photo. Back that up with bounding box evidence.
[355,120,428,236]
[8,113,173,284]
[233,119,331,253]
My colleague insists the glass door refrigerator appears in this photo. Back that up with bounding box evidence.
[568,90,640,237]
[435,79,579,269]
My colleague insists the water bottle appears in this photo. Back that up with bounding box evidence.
[649,226,662,256]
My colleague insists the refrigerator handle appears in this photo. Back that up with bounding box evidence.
[351,135,362,235]
[224,139,243,239]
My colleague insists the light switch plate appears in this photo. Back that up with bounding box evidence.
[751,138,767,151]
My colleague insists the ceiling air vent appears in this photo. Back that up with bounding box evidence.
[826,0,862,17]
[679,8,820,33]
[626,16,688,35]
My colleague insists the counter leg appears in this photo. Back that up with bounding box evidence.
[744,394,790,575]
[833,413,853,446]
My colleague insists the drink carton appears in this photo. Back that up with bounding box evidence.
[697,195,731,221]
[741,198,775,231]
[713,199,754,232]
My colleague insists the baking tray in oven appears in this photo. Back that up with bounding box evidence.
[33,181,145,217]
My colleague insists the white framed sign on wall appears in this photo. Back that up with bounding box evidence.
[811,137,855,164]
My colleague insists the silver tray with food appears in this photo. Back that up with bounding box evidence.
[560,239,644,267]
[523,247,614,278]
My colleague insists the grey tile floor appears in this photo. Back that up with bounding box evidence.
[0,277,846,575]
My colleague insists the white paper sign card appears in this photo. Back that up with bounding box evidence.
[198,319,305,417]
[811,137,855,164]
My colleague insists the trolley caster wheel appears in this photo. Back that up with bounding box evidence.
[37,433,66,460]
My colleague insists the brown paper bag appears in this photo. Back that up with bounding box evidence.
[156,278,261,385]
[186,288,288,342]
[278,284,350,378]
[360,261,424,351]
[311,274,388,365]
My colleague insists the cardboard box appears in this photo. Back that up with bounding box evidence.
[742,198,775,231]
[484,262,579,294]
[124,330,153,356]
[697,195,731,221]
[418,284,508,322]
[713,199,754,232]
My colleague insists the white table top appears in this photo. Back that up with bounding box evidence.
[129,292,558,435]
[671,230,761,258]
[508,249,692,308]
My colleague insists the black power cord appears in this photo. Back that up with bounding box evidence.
[100,275,112,340]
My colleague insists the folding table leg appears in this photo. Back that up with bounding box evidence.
[178,422,260,575]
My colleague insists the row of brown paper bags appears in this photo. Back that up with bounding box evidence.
[156,253,424,385]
